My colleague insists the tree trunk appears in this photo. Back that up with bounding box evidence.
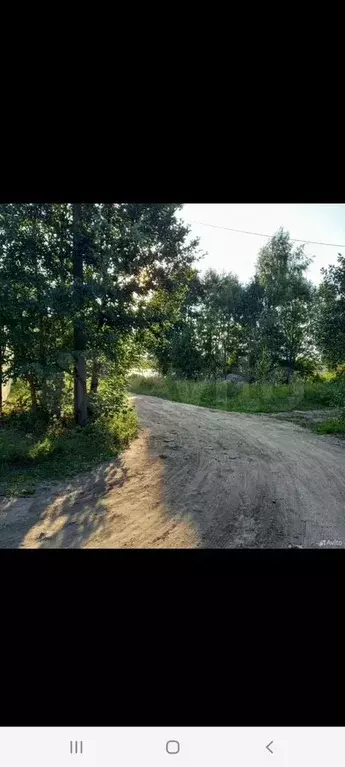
[28,377,38,410]
[72,203,88,427]
[285,360,292,384]
[0,344,2,417]
[223,340,227,377]
[224,322,231,377]
[89,359,100,394]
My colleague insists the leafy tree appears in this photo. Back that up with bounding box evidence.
[140,228,320,386]
[190,270,246,378]
[213,273,246,375]
[142,268,202,376]
[0,203,199,424]
[255,228,315,382]
[255,345,273,383]
[194,270,223,377]
[316,253,345,368]
[150,270,248,380]
[239,276,265,379]
[0,203,67,415]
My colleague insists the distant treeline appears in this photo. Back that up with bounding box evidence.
[142,228,345,384]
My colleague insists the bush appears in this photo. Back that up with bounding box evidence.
[0,397,138,496]
[0,428,33,465]
[335,363,345,381]
[303,380,345,408]
[314,415,345,435]
[89,371,127,418]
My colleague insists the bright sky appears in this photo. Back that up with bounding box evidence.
[177,204,345,285]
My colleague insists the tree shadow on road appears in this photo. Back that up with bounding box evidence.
[137,408,294,549]
[0,459,129,549]
[0,399,296,549]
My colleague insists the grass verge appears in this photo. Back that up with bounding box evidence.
[128,374,345,415]
[0,399,138,497]
[313,418,345,436]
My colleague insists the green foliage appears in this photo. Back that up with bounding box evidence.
[301,380,345,407]
[197,270,243,376]
[142,268,203,376]
[89,364,128,417]
[312,369,337,383]
[293,355,319,380]
[0,357,139,495]
[3,205,345,491]
[128,374,345,415]
[0,401,138,496]
[255,228,315,379]
[335,363,345,380]
[139,228,319,386]
[169,323,204,379]
[0,203,199,421]
[314,415,345,435]
[0,203,200,491]
[316,253,345,368]
[254,346,273,382]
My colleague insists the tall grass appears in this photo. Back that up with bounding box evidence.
[0,379,138,496]
[313,418,345,435]
[128,375,345,414]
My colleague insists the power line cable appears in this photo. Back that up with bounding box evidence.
[189,220,345,249]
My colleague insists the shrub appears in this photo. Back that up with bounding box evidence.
[335,363,345,381]
[314,415,345,435]
[0,396,138,496]
[0,428,32,465]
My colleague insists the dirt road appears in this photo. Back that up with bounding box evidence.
[1,394,345,548]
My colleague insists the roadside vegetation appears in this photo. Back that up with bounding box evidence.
[0,204,198,495]
[313,417,345,436]
[129,373,345,414]
[0,378,138,496]
[130,228,345,436]
[129,374,345,435]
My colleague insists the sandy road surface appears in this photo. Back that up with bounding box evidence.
[1,395,345,548]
